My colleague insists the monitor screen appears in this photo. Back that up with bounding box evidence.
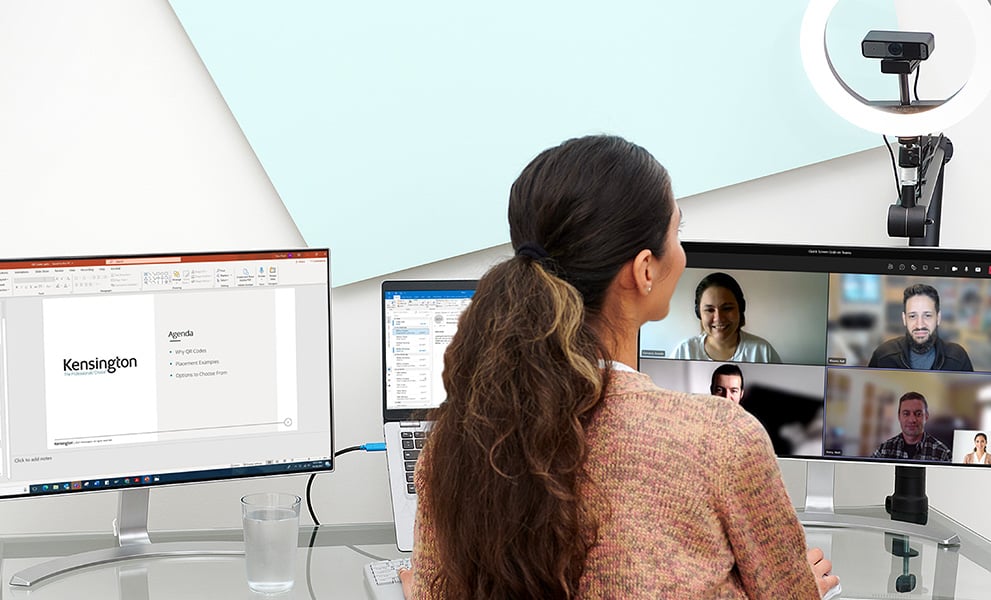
[0,248,333,499]
[639,242,991,467]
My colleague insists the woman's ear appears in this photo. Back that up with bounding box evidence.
[633,249,654,295]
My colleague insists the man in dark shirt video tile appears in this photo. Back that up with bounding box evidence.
[710,363,744,404]
[868,284,973,371]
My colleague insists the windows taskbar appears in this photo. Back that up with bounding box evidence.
[23,459,333,496]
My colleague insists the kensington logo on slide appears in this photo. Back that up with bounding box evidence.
[62,356,138,375]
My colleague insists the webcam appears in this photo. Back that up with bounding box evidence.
[862,30,934,61]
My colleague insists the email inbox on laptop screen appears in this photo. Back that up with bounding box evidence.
[383,289,474,412]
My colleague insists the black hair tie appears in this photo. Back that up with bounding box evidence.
[516,241,550,260]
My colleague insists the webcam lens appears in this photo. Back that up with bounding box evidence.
[888,42,903,56]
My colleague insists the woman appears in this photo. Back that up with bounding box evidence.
[673,272,781,363]
[400,135,837,598]
[964,432,990,464]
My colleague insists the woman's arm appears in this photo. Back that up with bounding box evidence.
[405,454,442,599]
[715,410,825,599]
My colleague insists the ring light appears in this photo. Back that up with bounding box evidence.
[800,0,991,135]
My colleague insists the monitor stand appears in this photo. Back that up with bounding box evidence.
[796,461,960,547]
[9,488,245,587]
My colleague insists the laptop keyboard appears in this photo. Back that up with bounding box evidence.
[400,430,428,495]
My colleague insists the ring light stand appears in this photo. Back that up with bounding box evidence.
[796,0,991,549]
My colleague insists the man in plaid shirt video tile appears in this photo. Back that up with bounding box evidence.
[872,392,951,462]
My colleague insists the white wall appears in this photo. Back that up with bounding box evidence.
[0,0,308,534]
[1,0,990,546]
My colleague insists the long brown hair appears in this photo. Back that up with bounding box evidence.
[422,135,675,598]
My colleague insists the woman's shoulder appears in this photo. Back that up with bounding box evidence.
[606,369,691,400]
[605,371,764,434]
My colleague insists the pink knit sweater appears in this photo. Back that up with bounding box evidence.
[410,370,821,599]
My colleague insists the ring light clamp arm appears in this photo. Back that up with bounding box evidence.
[888,134,952,245]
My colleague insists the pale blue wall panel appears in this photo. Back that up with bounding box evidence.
[169,1,896,285]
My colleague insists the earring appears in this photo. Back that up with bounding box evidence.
[646,286,652,294]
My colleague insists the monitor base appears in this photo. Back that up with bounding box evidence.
[8,488,244,588]
[8,541,244,587]
[800,461,960,547]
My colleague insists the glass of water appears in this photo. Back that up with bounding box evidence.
[241,492,301,594]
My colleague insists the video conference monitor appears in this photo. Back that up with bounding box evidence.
[0,248,333,503]
[639,241,991,469]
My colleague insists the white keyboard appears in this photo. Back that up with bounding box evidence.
[806,529,842,599]
[823,581,842,600]
[363,557,411,600]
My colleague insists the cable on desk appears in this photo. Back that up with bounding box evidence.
[306,442,386,526]
[306,527,319,600]
[303,443,387,600]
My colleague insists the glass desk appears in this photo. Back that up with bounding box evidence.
[801,507,991,600]
[0,523,406,599]
[0,509,989,599]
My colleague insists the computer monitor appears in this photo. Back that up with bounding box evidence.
[638,241,991,544]
[0,248,333,585]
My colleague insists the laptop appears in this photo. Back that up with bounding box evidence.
[381,279,477,551]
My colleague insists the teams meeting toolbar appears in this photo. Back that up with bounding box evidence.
[684,247,991,278]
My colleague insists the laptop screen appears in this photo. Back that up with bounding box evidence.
[382,280,476,420]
